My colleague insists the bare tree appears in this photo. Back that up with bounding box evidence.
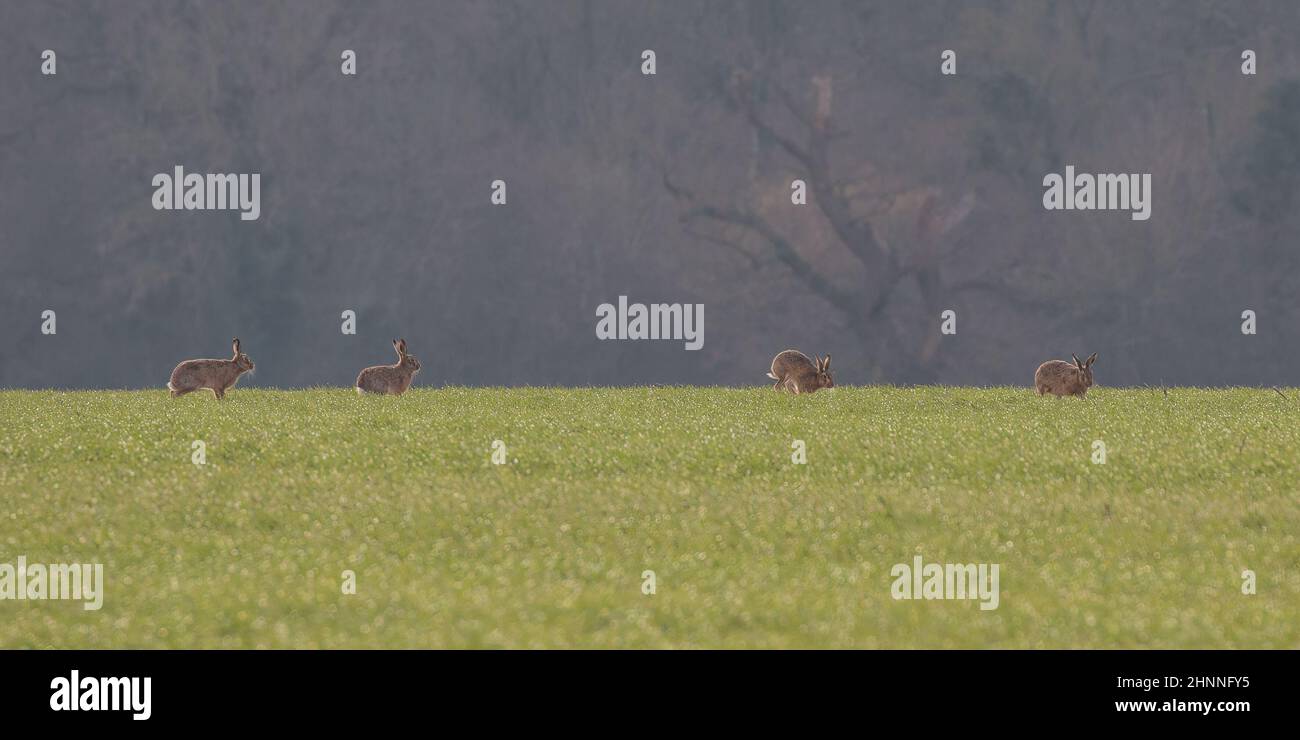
[664,70,1052,379]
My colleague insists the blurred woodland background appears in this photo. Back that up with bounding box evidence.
[2,0,1299,388]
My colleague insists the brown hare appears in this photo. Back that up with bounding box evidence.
[767,350,833,394]
[356,338,422,395]
[1035,352,1096,397]
[168,338,255,400]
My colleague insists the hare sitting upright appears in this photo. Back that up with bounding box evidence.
[168,338,255,400]
[767,350,833,394]
[1035,352,1096,397]
[356,338,422,395]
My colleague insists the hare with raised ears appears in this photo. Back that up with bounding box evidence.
[168,338,255,400]
[767,349,834,395]
[356,338,422,395]
[1035,352,1096,397]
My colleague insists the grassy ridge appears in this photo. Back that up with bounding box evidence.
[0,387,1297,648]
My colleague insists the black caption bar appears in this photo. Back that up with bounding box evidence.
[0,649,1285,728]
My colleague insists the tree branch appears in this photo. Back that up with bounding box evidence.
[665,170,860,318]
[731,72,814,170]
[683,226,762,269]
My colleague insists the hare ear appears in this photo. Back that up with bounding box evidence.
[398,338,408,354]
[392,338,401,352]
[1071,353,1082,369]
[1086,352,1097,367]
[232,338,240,357]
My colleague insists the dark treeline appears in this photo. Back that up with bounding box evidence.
[2,0,1298,389]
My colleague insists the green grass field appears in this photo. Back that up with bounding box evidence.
[1,387,1297,648]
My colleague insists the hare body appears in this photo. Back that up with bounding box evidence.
[1034,353,1096,397]
[767,349,833,394]
[356,339,422,395]
[168,338,255,400]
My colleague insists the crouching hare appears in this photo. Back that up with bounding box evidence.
[767,349,834,394]
[356,338,422,395]
[1035,352,1096,397]
[169,338,255,400]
